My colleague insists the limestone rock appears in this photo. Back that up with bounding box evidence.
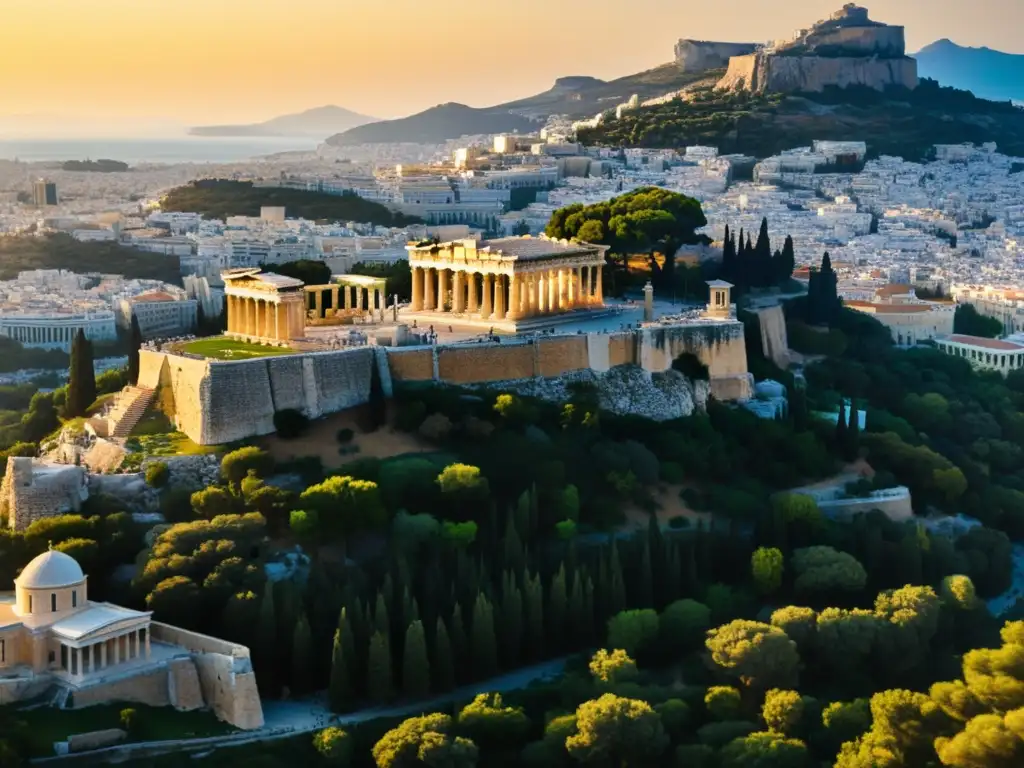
[718,53,918,94]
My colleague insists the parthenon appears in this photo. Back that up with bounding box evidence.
[222,268,307,343]
[405,236,609,329]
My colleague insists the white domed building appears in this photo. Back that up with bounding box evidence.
[0,549,263,730]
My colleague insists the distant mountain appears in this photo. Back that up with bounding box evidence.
[325,64,716,147]
[915,40,1024,103]
[189,105,378,138]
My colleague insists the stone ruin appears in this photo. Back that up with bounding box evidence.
[1,457,89,531]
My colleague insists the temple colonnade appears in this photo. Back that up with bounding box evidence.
[225,294,303,342]
[60,626,150,679]
[409,265,603,320]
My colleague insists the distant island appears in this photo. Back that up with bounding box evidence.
[189,105,378,138]
[914,39,1024,103]
[61,159,130,172]
[160,179,420,227]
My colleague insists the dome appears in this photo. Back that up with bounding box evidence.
[15,549,86,589]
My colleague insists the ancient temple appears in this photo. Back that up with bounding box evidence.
[222,268,307,343]
[405,235,609,330]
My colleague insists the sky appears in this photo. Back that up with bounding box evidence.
[2,0,1022,135]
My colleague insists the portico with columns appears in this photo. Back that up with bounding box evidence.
[406,235,609,331]
[305,275,389,325]
[222,268,307,344]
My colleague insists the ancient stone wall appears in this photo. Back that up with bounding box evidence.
[387,348,434,382]
[167,658,205,711]
[3,458,89,532]
[718,52,918,93]
[674,40,758,72]
[67,729,127,753]
[151,622,264,730]
[71,667,172,709]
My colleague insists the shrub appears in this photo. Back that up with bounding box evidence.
[120,708,137,735]
[273,408,309,439]
[418,413,453,442]
[394,400,426,432]
[336,428,355,444]
[705,686,742,720]
[144,461,169,489]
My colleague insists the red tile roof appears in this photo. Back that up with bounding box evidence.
[947,335,1024,351]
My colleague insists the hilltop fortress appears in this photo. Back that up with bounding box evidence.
[133,259,753,445]
[717,4,919,94]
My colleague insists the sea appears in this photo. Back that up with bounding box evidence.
[0,136,321,164]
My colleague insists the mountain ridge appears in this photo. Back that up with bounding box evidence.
[914,39,1024,103]
[189,105,378,138]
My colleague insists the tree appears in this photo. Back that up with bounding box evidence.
[145,576,200,627]
[807,252,840,326]
[66,329,96,417]
[313,727,352,765]
[255,583,278,695]
[471,593,498,679]
[660,599,712,652]
[791,546,867,594]
[145,461,169,489]
[606,609,660,658]
[705,620,800,690]
[190,486,235,519]
[954,304,1003,338]
[753,217,773,287]
[719,731,809,768]
[433,617,455,692]
[722,224,737,283]
[329,610,356,712]
[566,694,669,766]
[935,712,1024,768]
[705,686,743,720]
[300,475,387,539]
[751,548,784,595]
[128,315,143,385]
[220,446,275,489]
[776,235,795,284]
[589,649,638,686]
[436,464,490,522]
[457,693,531,752]
[761,689,804,735]
[770,607,817,649]
[367,630,393,704]
[821,699,872,750]
[371,713,477,768]
[402,620,430,699]
[290,612,313,695]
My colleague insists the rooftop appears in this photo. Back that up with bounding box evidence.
[50,602,148,641]
[945,334,1024,351]
[131,291,179,303]
[846,300,935,313]
[479,236,597,261]
[15,549,85,590]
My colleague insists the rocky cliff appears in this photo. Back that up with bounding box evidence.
[675,41,759,73]
[718,52,918,93]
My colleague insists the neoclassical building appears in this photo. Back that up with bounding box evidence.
[0,549,153,686]
[0,549,263,729]
[406,236,609,329]
[222,268,307,343]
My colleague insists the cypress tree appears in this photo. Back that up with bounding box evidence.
[546,565,567,652]
[432,617,455,692]
[636,540,654,608]
[780,235,796,282]
[846,397,861,461]
[401,620,430,699]
[608,542,627,616]
[66,329,97,417]
[373,592,389,635]
[721,224,735,282]
[367,630,393,704]
[328,625,354,712]
[450,605,468,683]
[568,570,587,648]
[503,516,524,576]
[524,571,545,660]
[755,217,773,286]
[127,315,142,385]
[581,574,596,646]
[290,612,313,695]
[255,583,278,696]
[471,593,498,679]
[835,396,848,449]
[500,571,523,667]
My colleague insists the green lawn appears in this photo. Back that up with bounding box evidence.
[9,703,234,756]
[181,337,293,361]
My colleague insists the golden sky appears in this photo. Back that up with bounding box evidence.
[2,0,1021,131]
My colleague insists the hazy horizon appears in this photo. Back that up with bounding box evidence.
[3,0,1023,137]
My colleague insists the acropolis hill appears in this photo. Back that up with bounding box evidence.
[717,4,919,94]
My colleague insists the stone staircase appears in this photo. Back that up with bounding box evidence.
[105,386,155,438]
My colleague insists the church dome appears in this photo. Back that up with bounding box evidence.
[15,549,86,589]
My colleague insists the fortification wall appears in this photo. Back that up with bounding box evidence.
[792,25,905,57]
[72,667,172,709]
[3,458,89,532]
[674,40,759,72]
[718,52,918,93]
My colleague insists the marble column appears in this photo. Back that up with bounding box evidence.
[467,273,478,314]
[356,288,364,312]
[452,270,464,313]
[439,269,450,311]
[145,629,151,659]
[494,275,507,320]
[344,286,352,310]
[83,645,90,674]
[548,269,558,312]
[558,269,568,310]
[113,635,120,665]
[314,291,323,319]
[595,265,604,304]
[274,302,281,340]
[100,642,107,670]
[507,275,519,319]
[412,267,424,311]
[71,647,78,676]
[534,274,544,314]
[424,268,435,311]
[481,274,493,319]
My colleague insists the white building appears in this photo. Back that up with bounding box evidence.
[0,312,116,350]
[935,334,1024,375]
[116,291,198,339]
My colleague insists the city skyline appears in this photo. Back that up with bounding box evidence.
[2,0,1022,134]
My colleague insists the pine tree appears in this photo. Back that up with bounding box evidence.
[471,593,498,679]
[450,605,468,683]
[373,592,389,635]
[546,565,568,652]
[401,620,430,698]
[636,540,654,608]
[432,617,455,692]
[568,570,587,648]
[608,542,627,616]
[524,572,545,660]
[329,627,354,712]
[290,612,313,695]
[367,630,393,704]
[503,516,524,576]
[66,329,97,418]
[127,315,142,385]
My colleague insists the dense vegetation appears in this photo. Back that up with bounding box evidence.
[160,180,420,227]
[953,304,1003,338]
[61,159,130,172]
[0,234,181,284]
[577,80,1024,161]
